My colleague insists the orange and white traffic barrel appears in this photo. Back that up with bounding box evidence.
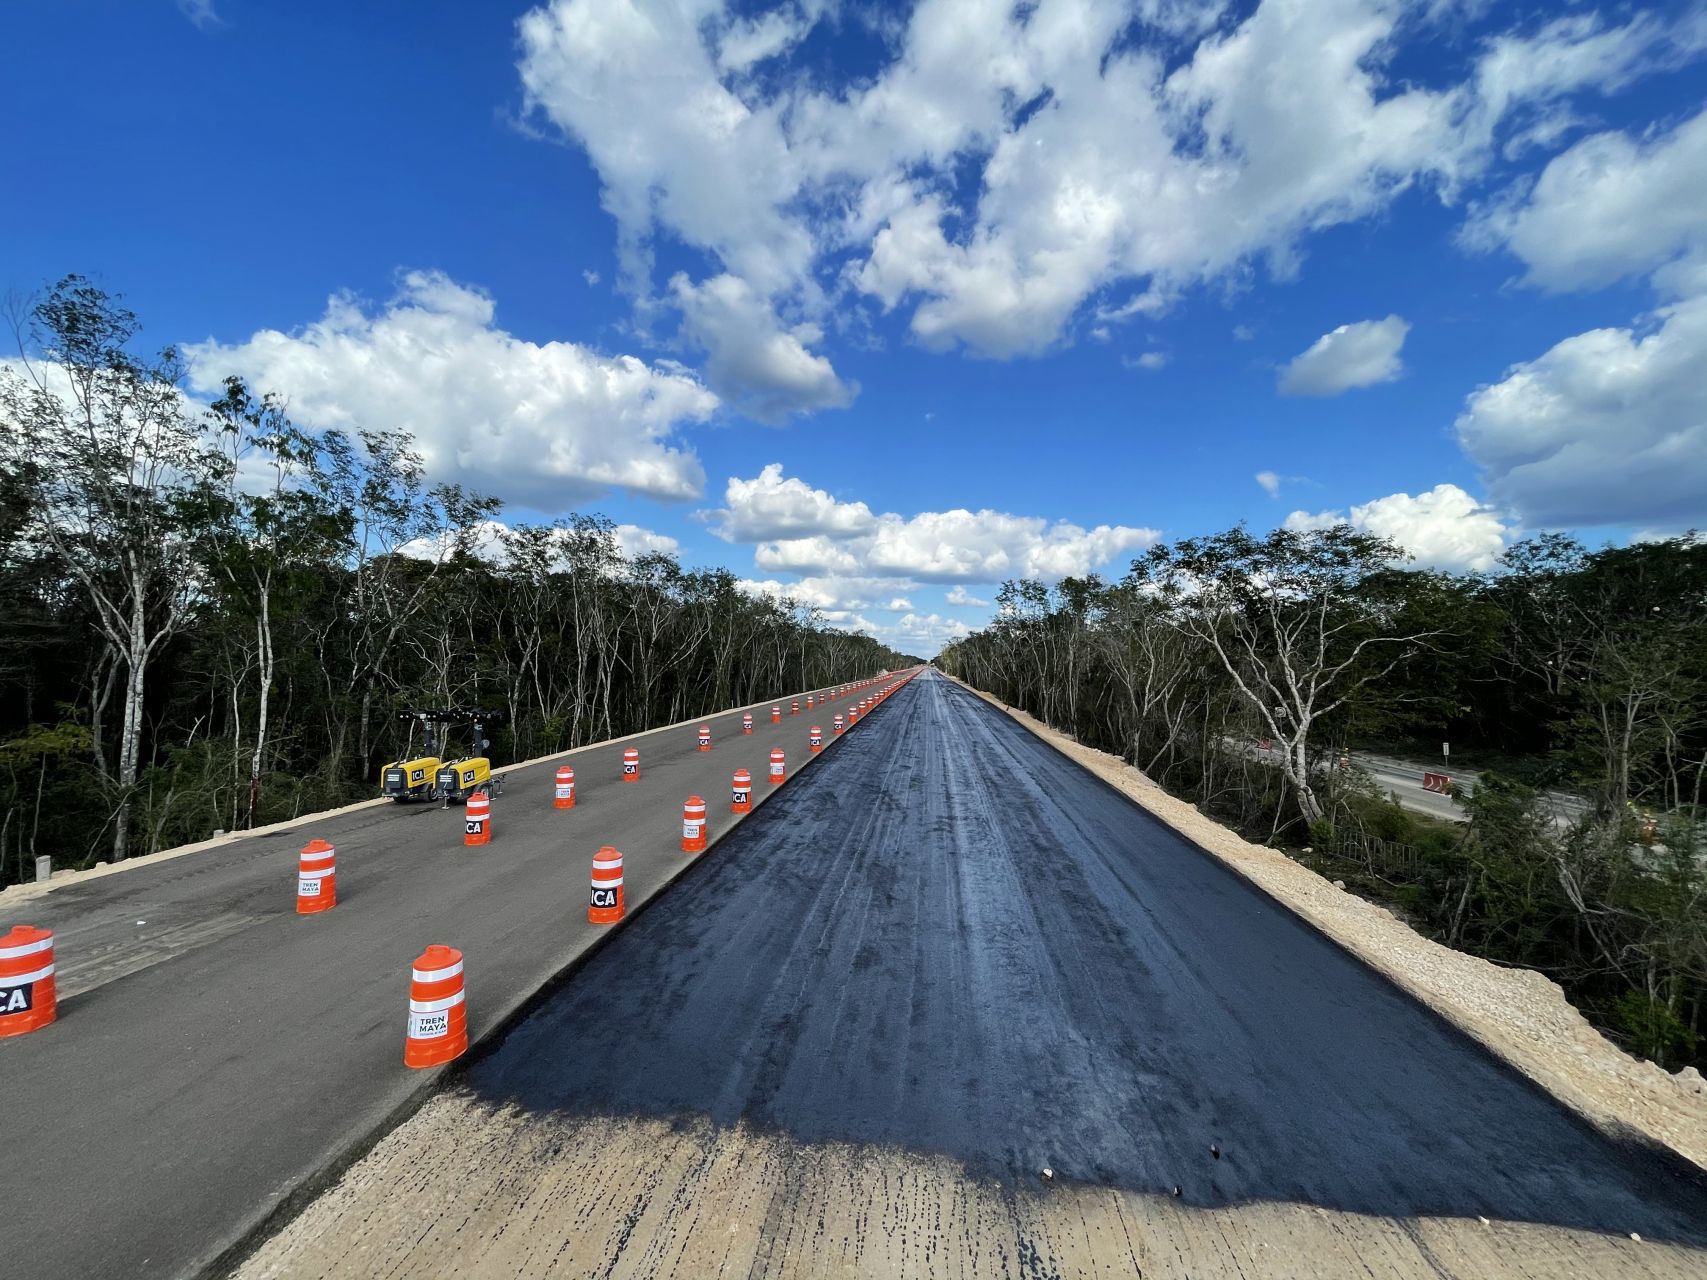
[731,769,753,814]
[768,748,786,784]
[698,725,712,752]
[806,695,815,710]
[589,846,624,922]
[833,714,845,734]
[742,713,753,735]
[622,747,640,782]
[296,839,336,914]
[404,944,468,1068]
[682,796,708,853]
[791,699,799,716]
[809,725,823,753]
[0,926,56,1037]
[771,704,781,724]
[465,791,492,846]
[554,765,576,809]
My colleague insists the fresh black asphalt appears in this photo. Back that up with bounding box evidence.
[467,671,1707,1246]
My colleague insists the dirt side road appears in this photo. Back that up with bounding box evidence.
[236,672,1707,1278]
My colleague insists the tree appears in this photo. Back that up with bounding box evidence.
[1131,524,1442,825]
[1,276,230,859]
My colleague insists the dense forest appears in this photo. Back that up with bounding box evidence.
[938,523,1707,1071]
[0,277,909,888]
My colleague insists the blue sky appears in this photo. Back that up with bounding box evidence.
[6,1,1704,653]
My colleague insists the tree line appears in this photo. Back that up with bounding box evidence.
[0,276,911,887]
[938,523,1707,1070]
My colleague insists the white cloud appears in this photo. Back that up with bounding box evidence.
[884,612,973,656]
[946,585,991,607]
[710,463,877,541]
[670,273,855,422]
[516,0,1681,386]
[178,0,219,29]
[1452,105,1707,531]
[400,518,679,568]
[1464,106,1707,295]
[1124,351,1169,371]
[1284,483,1510,571]
[736,575,922,613]
[583,269,601,286]
[1255,470,1281,498]
[1278,316,1409,396]
[1455,293,1707,529]
[184,271,718,510]
[613,523,681,559]
[1232,324,1256,341]
[725,467,1158,583]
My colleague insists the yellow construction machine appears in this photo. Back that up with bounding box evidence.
[381,709,506,804]
[435,709,506,804]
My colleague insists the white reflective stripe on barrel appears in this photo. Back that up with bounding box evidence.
[408,989,466,1015]
[298,869,333,881]
[0,935,55,960]
[412,960,464,983]
[590,876,625,888]
[0,963,55,986]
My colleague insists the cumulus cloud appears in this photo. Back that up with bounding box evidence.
[709,463,877,542]
[1278,316,1410,396]
[1464,99,1707,294]
[1255,470,1281,498]
[1455,294,1707,529]
[184,271,718,510]
[1284,483,1510,571]
[888,612,973,652]
[516,0,1679,389]
[737,575,922,613]
[401,518,679,568]
[721,467,1157,583]
[670,273,854,422]
[1454,107,1707,530]
[946,585,991,607]
[613,523,682,559]
[1124,351,1169,371]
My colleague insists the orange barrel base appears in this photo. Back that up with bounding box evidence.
[589,846,625,922]
[682,796,708,853]
[296,839,336,914]
[0,926,56,1037]
[464,792,492,846]
[404,944,468,1068]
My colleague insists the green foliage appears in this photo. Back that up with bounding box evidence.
[1617,991,1700,1068]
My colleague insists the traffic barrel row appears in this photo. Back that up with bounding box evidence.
[0,677,925,1046]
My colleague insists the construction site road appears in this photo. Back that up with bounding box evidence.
[237,669,1707,1278]
[0,678,907,1280]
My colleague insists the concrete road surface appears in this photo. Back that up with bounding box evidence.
[238,671,1707,1276]
[0,676,909,1280]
